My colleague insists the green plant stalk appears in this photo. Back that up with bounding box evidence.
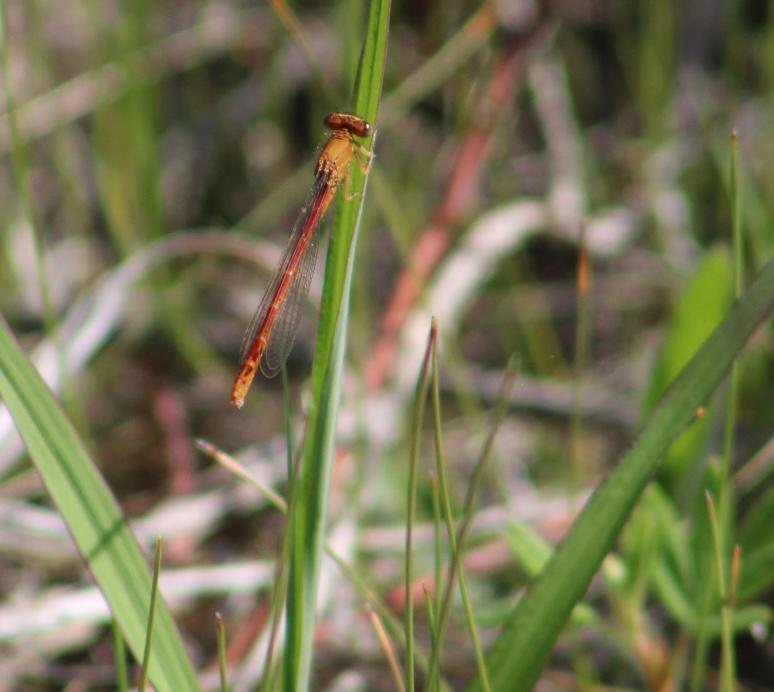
[469,257,774,691]
[705,492,735,692]
[282,364,293,478]
[216,613,228,692]
[113,621,129,692]
[637,0,676,139]
[570,231,591,489]
[263,426,303,692]
[138,537,164,692]
[199,436,435,683]
[430,473,443,622]
[716,131,744,689]
[730,132,744,299]
[282,3,390,688]
[196,438,289,513]
[370,603,408,692]
[405,322,437,692]
[428,345,457,692]
[203,437,416,690]
[258,365,295,690]
[327,548,394,637]
[326,545,433,677]
[429,357,516,692]
[689,557,717,692]
[719,133,744,505]
[424,585,437,651]
[452,362,517,692]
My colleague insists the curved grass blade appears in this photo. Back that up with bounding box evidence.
[469,257,774,691]
[0,317,200,692]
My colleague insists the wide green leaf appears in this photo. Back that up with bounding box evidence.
[644,248,732,486]
[0,317,199,692]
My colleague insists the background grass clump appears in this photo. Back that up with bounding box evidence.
[0,1,772,690]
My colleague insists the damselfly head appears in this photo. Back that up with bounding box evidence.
[324,112,371,138]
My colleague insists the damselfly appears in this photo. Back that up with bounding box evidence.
[231,112,371,409]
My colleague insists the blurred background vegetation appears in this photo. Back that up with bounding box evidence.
[0,0,772,689]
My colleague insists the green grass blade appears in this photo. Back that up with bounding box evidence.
[468,257,774,691]
[0,317,199,692]
[283,2,391,690]
[644,249,732,487]
[113,620,129,692]
[405,321,436,692]
[216,612,229,692]
[138,537,164,692]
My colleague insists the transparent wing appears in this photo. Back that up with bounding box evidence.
[239,254,288,364]
[239,172,333,376]
[261,221,321,377]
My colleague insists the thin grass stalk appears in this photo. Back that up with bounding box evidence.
[214,428,292,691]
[567,230,593,679]
[113,620,129,692]
[405,321,437,692]
[429,473,443,620]
[325,547,403,647]
[216,613,229,692]
[368,605,407,692]
[326,547,434,681]
[715,130,745,689]
[426,344,457,692]
[423,583,437,646]
[138,538,164,692]
[195,439,288,513]
[423,583,439,689]
[261,550,287,690]
[429,358,516,691]
[689,556,716,692]
[570,226,591,491]
[719,132,744,509]
[259,366,296,690]
[282,364,293,479]
[263,440,305,692]
[727,544,742,685]
[197,437,432,680]
[729,132,744,298]
[718,133,743,520]
[705,491,735,691]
